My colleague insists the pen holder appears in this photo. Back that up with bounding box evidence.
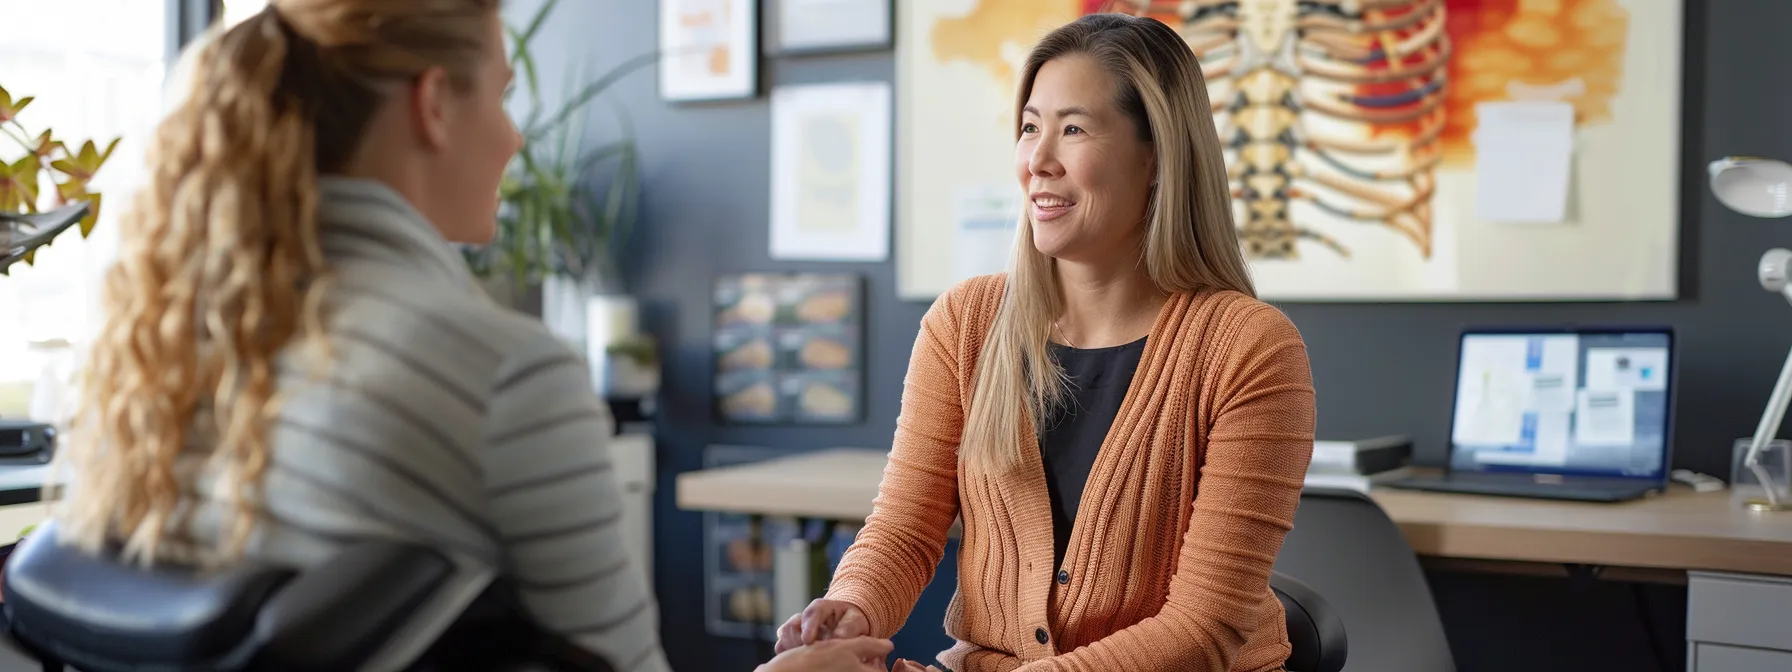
[1731,438,1792,512]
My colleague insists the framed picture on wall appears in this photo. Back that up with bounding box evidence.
[893,0,1684,302]
[769,81,892,261]
[713,272,862,425]
[765,0,893,56]
[659,0,758,102]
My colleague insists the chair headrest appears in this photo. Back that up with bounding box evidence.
[2,521,294,669]
[1272,571,1348,672]
[1,520,453,672]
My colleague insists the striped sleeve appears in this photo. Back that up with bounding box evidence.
[482,334,668,672]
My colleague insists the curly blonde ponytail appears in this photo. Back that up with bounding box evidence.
[54,0,500,566]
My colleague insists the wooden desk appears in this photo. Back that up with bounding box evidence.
[680,448,1792,670]
[675,447,1792,577]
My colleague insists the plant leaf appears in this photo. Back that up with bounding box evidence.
[507,26,541,109]
[54,138,116,180]
[0,87,117,243]
[510,0,556,61]
[79,192,103,237]
[0,160,13,213]
[0,86,19,124]
[52,141,102,182]
[31,130,54,158]
[3,154,41,213]
[484,3,651,286]
[505,0,555,125]
[576,140,632,173]
[96,137,119,165]
[526,50,658,140]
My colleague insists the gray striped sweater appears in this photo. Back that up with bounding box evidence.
[157,177,668,670]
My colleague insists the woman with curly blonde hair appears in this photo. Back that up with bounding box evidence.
[39,1,676,668]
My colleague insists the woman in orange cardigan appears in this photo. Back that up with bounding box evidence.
[773,13,1316,672]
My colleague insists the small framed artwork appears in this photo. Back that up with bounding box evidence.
[765,0,893,56]
[713,273,862,424]
[769,81,892,262]
[659,0,758,102]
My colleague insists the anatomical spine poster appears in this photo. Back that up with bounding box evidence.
[895,0,1681,302]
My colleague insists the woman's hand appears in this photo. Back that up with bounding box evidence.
[774,599,871,653]
[892,658,944,672]
[754,637,893,672]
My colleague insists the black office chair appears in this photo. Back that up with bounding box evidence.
[1271,571,1347,672]
[1274,487,1456,672]
[0,521,615,671]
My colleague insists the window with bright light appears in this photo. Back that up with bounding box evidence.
[0,0,176,418]
[220,0,270,28]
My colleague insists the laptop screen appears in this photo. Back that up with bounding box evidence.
[1448,329,1673,479]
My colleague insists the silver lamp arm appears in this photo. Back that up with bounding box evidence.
[1744,339,1792,508]
[1743,250,1792,509]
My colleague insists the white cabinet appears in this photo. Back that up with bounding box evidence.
[609,432,655,583]
[1690,643,1792,671]
[1687,571,1792,671]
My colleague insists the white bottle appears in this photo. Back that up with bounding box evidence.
[26,338,72,425]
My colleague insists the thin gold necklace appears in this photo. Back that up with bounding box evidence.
[1053,321,1078,349]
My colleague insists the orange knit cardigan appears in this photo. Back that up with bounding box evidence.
[825,274,1316,672]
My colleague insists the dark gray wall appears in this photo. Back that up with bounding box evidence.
[515,1,1783,670]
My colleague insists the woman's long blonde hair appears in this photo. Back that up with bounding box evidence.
[961,13,1255,473]
[55,0,499,565]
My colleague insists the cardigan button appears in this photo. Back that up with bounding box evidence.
[1035,627,1049,644]
[1056,569,1069,585]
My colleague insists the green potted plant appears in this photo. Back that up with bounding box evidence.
[464,0,659,397]
[0,84,119,276]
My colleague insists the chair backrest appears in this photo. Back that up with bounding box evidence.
[1273,487,1456,672]
[2,520,451,671]
[1271,571,1347,672]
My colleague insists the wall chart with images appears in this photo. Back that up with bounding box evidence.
[713,273,863,424]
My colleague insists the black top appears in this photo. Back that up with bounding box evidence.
[1039,336,1147,567]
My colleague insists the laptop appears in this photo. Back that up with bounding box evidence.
[1386,326,1676,503]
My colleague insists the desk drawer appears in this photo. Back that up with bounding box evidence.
[1690,642,1792,672]
[1687,571,1792,651]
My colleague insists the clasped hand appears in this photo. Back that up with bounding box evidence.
[767,599,941,672]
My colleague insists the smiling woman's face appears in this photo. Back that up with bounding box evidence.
[1014,53,1157,265]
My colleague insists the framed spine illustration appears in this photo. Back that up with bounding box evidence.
[713,273,862,424]
[894,0,1682,302]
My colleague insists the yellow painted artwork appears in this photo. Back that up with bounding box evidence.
[896,0,1681,302]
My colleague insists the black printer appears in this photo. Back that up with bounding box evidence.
[0,419,55,465]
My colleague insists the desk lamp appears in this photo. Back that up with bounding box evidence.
[1709,156,1792,511]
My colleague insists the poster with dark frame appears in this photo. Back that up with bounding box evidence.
[713,272,862,424]
[764,0,893,56]
[659,0,759,102]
